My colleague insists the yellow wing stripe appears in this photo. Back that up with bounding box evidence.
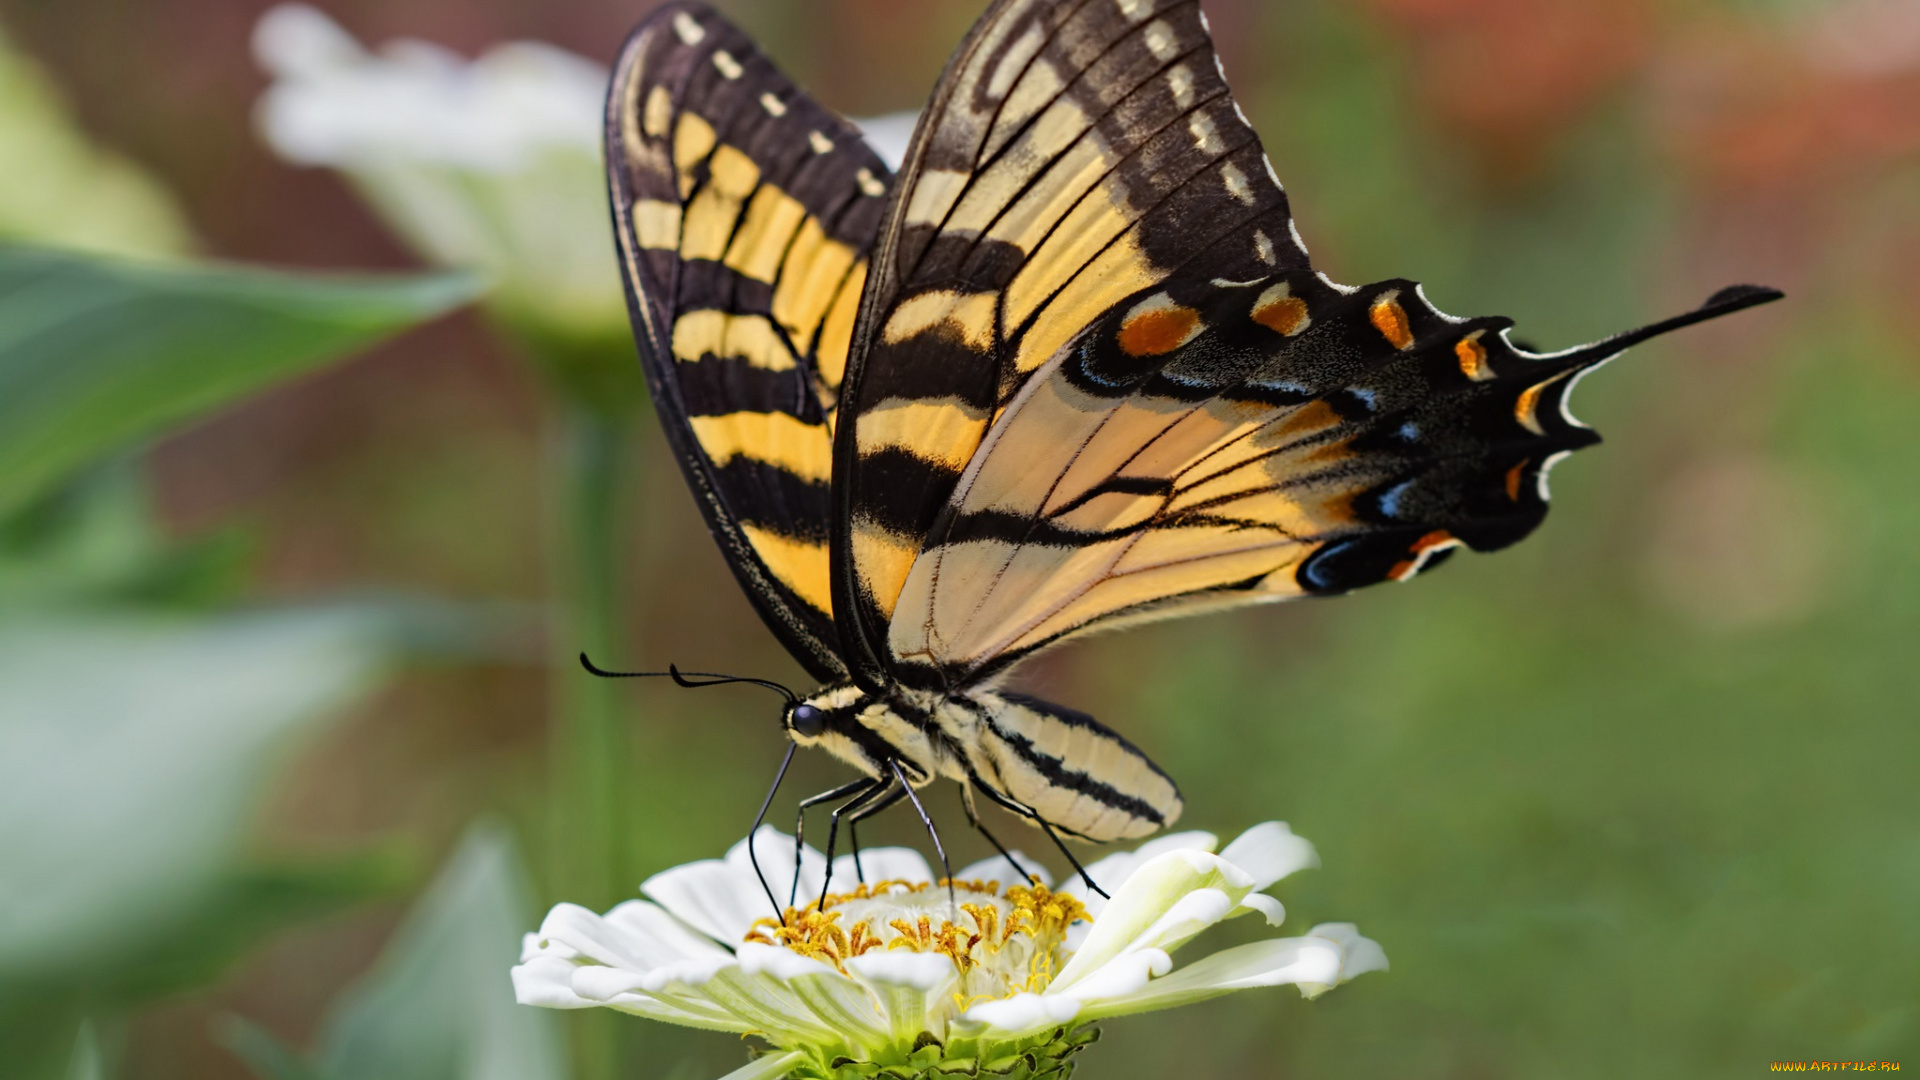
[686,412,832,482]
[671,310,795,371]
[633,200,683,250]
[724,185,809,283]
[855,397,991,471]
[881,289,1000,351]
[772,219,860,350]
[738,524,833,615]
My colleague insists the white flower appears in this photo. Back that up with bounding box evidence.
[515,822,1386,1079]
[250,4,625,340]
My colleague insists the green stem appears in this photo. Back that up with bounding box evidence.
[548,400,631,904]
[544,399,635,1080]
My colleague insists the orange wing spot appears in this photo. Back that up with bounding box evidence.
[1504,459,1529,501]
[1118,304,1202,356]
[1388,529,1458,582]
[1455,333,1493,381]
[1369,294,1415,350]
[1514,381,1548,434]
[1252,295,1310,336]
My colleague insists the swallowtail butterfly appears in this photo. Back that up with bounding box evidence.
[604,0,1779,877]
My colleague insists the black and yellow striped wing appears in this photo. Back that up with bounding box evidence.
[607,2,891,680]
[831,0,1304,686]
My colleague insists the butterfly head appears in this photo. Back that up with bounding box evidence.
[782,682,867,747]
[786,702,827,739]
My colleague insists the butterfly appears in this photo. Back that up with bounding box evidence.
[602,0,1779,893]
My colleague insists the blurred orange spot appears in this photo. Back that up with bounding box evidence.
[1118,305,1202,356]
[1456,334,1493,380]
[1370,296,1415,349]
[1514,381,1548,434]
[1389,529,1458,580]
[1252,295,1310,335]
[1505,458,1529,500]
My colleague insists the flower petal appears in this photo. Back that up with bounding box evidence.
[1218,821,1319,891]
[1076,937,1342,1020]
[1049,851,1251,993]
[1295,923,1389,999]
[847,951,961,1046]
[826,845,933,895]
[956,990,1083,1041]
[1048,947,1171,1004]
[666,949,847,1048]
[952,850,1052,888]
[643,828,821,945]
[532,902,719,974]
[715,1049,807,1080]
[1236,892,1286,927]
[512,955,751,1030]
[512,955,596,1009]
[1061,830,1219,915]
[737,943,891,1048]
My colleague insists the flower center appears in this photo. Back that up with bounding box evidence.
[745,878,1087,1001]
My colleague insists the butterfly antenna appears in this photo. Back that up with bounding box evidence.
[579,653,797,704]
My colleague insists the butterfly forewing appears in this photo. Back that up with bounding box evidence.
[608,1,892,680]
[833,0,1306,686]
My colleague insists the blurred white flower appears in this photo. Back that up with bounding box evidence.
[251,4,625,340]
[515,821,1385,1079]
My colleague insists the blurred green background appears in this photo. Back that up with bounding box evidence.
[0,0,1914,1077]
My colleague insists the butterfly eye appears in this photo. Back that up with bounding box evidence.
[788,703,826,738]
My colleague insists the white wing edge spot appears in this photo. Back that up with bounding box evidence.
[760,92,788,117]
[1315,271,1357,295]
[1287,218,1309,256]
[856,168,886,197]
[1536,449,1574,502]
[713,49,743,79]
[1558,352,1621,429]
[672,11,706,45]
[808,130,834,154]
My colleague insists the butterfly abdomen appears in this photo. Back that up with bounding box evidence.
[944,690,1183,843]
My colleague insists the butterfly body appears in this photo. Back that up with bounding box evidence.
[787,680,1181,842]
[605,0,1779,848]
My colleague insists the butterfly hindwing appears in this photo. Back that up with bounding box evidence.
[888,277,1783,684]
[608,1,891,680]
[832,0,1306,687]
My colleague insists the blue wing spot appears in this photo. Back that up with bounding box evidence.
[1378,479,1416,518]
[1398,422,1420,441]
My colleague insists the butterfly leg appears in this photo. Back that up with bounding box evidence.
[847,781,910,885]
[889,760,956,913]
[959,785,1038,886]
[962,766,1109,899]
[792,777,878,908]
[744,744,798,922]
[816,776,902,910]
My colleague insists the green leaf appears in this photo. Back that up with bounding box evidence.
[315,823,566,1080]
[0,607,398,983]
[0,245,479,513]
[0,457,253,610]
